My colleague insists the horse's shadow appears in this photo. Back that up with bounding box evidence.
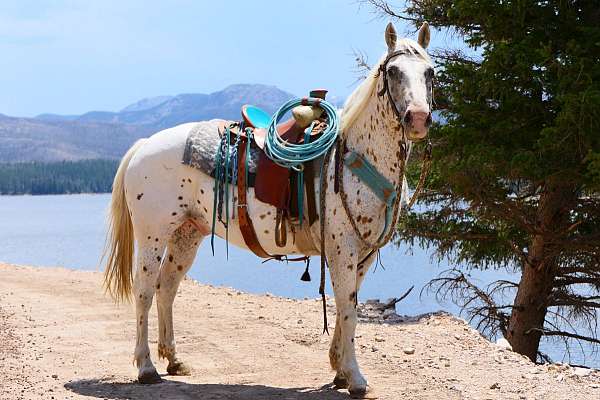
[65,377,349,400]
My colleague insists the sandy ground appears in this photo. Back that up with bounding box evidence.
[1,263,599,400]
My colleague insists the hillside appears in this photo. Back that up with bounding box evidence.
[0,116,153,162]
[0,84,294,162]
[1,263,599,399]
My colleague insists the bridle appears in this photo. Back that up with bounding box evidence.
[317,48,435,335]
[329,49,435,250]
[376,49,435,131]
[374,48,434,211]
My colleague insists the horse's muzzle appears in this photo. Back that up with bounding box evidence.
[404,110,431,142]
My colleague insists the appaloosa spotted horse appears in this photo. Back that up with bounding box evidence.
[104,22,434,398]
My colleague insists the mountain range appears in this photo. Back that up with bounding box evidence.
[0,84,438,163]
[0,84,295,162]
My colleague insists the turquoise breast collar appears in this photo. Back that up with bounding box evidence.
[344,151,397,242]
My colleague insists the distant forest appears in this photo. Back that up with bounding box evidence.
[0,159,118,195]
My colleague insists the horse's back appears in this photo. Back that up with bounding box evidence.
[122,121,221,229]
[132,120,224,165]
[122,118,313,255]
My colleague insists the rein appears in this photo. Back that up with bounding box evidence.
[405,141,432,209]
[316,49,434,333]
[335,49,434,251]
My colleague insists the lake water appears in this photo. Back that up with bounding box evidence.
[0,194,597,368]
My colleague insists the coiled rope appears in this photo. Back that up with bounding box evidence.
[264,97,339,225]
[264,97,339,170]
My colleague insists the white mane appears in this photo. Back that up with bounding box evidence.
[340,38,433,134]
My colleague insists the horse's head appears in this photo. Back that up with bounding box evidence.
[379,22,434,142]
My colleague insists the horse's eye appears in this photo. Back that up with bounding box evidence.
[388,66,403,80]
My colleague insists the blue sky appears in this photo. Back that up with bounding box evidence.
[0,1,457,117]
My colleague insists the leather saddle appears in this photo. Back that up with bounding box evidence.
[238,105,321,150]
[226,102,325,210]
[220,90,327,257]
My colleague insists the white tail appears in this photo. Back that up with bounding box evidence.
[103,139,146,302]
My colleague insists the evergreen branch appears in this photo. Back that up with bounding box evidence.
[382,286,415,310]
[551,300,600,309]
[359,0,420,23]
[555,276,600,286]
[424,269,511,336]
[526,329,600,345]
[431,49,481,66]
[544,309,590,361]
[540,317,583,363]
[351,48,371,84]
[560,267,600,275]
[487,279,519,298]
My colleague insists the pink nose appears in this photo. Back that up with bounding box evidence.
[403,109,432,137]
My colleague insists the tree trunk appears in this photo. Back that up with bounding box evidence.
[506,180,574,361]
[506,259,555,361]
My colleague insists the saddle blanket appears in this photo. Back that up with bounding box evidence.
[182,120,260,186]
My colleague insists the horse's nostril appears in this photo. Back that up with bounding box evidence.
[426,112,432,127]
[403,111,412,125]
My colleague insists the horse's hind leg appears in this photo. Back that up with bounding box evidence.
[330,313,347,388]
[156,222,204,376]
[133,234,169,384]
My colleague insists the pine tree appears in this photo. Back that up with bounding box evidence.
[0,160,118,195]
[366,0,600,362]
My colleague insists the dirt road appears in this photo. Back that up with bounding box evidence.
[1,263,599,399]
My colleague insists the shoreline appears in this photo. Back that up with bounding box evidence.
[0,192,111,197]
[1,262,599,399]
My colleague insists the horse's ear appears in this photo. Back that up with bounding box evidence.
[385,22,397,52]
[417,22,430,49]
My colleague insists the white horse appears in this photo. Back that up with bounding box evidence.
[104,22,433,398]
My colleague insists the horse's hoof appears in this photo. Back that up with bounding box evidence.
[333,374,349,389]
[138,368,162,384]
[167,361,192,376]
[349,385,377,399]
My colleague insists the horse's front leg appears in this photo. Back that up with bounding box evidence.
[327,239,369,398]
[156,223,204,376]
[331,250,377,390]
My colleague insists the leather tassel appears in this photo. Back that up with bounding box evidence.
[300,259,311,282]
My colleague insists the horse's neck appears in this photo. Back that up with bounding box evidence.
[344,87,404,187]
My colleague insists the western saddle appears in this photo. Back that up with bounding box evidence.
[219,90,328,259]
